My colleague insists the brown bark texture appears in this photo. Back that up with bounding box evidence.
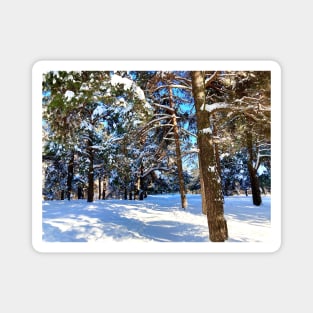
[191,71,228,242]
[168,86,188,209]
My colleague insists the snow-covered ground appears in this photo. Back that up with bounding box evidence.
[42,193,271,245]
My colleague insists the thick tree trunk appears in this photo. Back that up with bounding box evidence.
[66,152,74,200]
[191,71,228,242]
[213,121,222,179]
[168,87,187,209]
[197,139,207,214]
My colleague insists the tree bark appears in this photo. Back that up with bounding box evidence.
[98,176,101,200]
[197,137,207,214]
[87,135,94,202]
[102,177,106,200]
[168,86,187,209]
[66,152,74,200]
[191,71,228,242]
[246,130,262,206]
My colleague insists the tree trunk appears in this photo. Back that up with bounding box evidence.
[102,177,106,200]
[197,138,207,214]
[246,130,262,205]
[98,176,102,200]
[168,86,188,209]
[78,185,83,199]
[212,121,222,179]
[87,136,94,202]
[247,161,262,205]
[191,71,228,242]
[138,165,145,200]
[66,152,74,200]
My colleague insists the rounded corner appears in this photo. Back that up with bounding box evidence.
[32,240,44,254]
[268,239,282,254]
[32,60,49,75]
[269,60,282,73]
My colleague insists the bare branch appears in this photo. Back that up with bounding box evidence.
[152,84,192,93]
[152,102,175,112]
[205,71,218,88]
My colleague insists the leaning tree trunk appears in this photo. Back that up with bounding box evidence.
[191,71,228,242]
[168,86,188,209]
[246,130,262,206]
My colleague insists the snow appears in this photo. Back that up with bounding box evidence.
[200,127,213,134]
[80,83,89,91]
[92,105,107,119]
[111,74,133,90]
[80,120,93,131]
[110,74,147,102]
[64,90,75,101]
[200,102,230,112]
[133,85,145,100]
[208,166,215,172]
[38,194,276,252]
[257,164,268,175]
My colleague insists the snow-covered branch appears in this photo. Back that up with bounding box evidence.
[181,148,199,157]
[141,166,175,178]
[200,102,231,113]
[205,71,218,88]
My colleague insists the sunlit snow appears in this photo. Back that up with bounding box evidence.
[64,90,75,101]
[42,194,271,243]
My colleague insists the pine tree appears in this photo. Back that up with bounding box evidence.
[191,71,228,242]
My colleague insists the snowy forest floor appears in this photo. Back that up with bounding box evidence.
[42,194,271,243]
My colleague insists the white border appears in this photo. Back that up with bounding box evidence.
[32,60,281,253]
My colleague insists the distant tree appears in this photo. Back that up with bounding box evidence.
[42,141,68,200]
[43,71,151,202]
[140,71,195,208]
[216,71,271,205]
